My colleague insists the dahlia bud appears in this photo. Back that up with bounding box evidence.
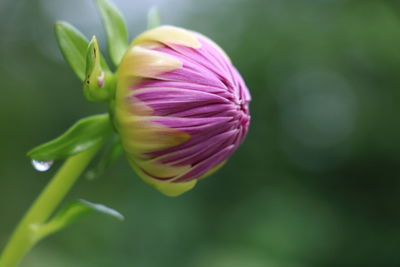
[114,26,251,196]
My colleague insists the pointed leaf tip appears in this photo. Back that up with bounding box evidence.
[79,199,124,221]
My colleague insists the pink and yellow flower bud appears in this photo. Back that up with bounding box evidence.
[114,26,251,196]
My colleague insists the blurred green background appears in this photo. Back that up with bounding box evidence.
[1,0,400,266]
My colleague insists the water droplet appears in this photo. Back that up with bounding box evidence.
[31,160,53,172]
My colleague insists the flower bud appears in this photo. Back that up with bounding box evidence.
[114,26,251,196]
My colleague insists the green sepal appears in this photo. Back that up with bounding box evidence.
[147,6,161,29]
[34,199,123,241]
[84,36,115,102]
[54,21,110,82]
[86,134,123,180]
[95,0,128,66]
[27,114,113,161]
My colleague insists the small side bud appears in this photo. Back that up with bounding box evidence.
[84,36,115,102]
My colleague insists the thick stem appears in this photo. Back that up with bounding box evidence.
[0,144,101,267]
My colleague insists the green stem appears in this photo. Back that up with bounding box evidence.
[0,144,101,267]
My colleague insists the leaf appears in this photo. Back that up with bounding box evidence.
[35,199,124,241]
[95,0,128,66]
[147,6,161,29]
[86,134,123,180]
[28,114,112,161]
[54,22,110,82]
[54,21,89,81]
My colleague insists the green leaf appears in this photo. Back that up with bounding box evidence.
[147,6,161,29]
[34,199,123,241]
[54,22,110,81]
[86,134,123,180]
[54,21,89,81]
[95,0,128,66]
[28,114,112,161]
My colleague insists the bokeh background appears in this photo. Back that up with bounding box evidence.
[1,0,400,266]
